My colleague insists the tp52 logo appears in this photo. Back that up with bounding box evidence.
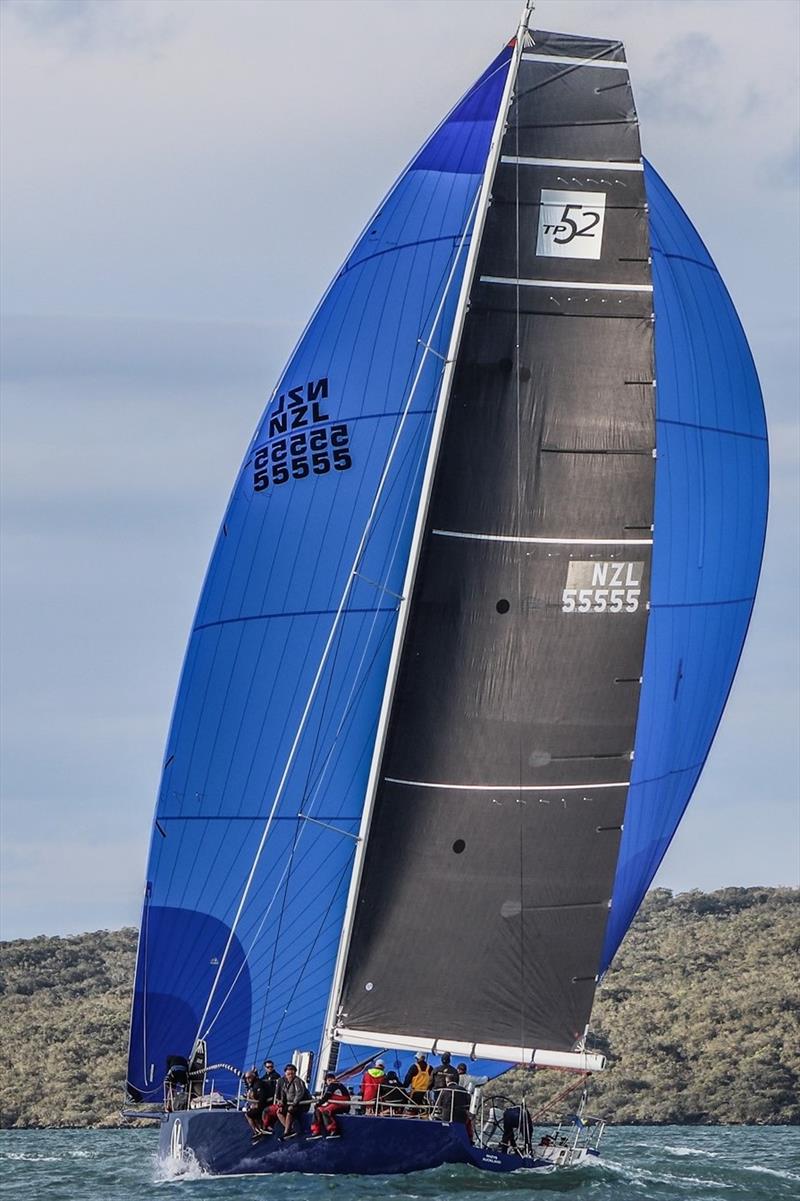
[536,189,606,260]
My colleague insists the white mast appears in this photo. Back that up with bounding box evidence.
[315,1,536,1089]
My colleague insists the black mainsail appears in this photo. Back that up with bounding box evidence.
[332,30,655,1061]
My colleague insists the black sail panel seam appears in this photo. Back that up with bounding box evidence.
[657,416,767,443]
[514,120,639,130]
[491,200,649,212]
[340,233,467,278]
[193,606,397,633]
[652,596,754,610]
[655,250,724,274]
[471,312,652,322]
[540,447,654,456]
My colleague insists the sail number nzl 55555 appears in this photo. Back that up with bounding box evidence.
[253,376,352,491]
[562,560,644,614]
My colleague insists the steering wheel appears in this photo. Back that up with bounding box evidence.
[480,1094,518,1146]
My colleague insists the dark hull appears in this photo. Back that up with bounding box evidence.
[159,1109,558,1176]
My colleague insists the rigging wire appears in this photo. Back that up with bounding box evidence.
[203,384,445,1044]
[155,191,461,924]
[513,48,528,1063]
[170,406,434,980]
[192,186,483,1051]
[264,859,352,1059]
[253,816,303,1056]
[132,37,527,1091]
[294,399,438,816]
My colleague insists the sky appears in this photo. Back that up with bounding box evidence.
[1,0,798,941]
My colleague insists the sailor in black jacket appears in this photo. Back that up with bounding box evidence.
[431,1051,460,1092]
[243,1071,271,1138]
[261,1059,281,1104]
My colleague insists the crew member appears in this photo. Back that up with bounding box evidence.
[431,1051,459,1093]
[500,1103,532,1155]
[242,1070,270,1139]
[360,1059,386,1110]
[404,1053,434,1112]
[261,1058,281,1105]
[310,1071,350,1138]
[263,1063,311,1138]
[433,1078,471,1127]
[378,1069,407,1114]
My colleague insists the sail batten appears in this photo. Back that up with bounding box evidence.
[481,276,653,292]
[501,156,644,171]
[432,531,653,545]
[383,778,630,792]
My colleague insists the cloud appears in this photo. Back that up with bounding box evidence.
[1,0,798,939]
[638,32,722,122]
[0,313,293,384]
[764,133,800,190]
[3,0,178,55]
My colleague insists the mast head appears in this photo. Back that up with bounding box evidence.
[511,0,535,50]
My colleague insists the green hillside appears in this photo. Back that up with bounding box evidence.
[0,887,797,1128]
[503,886,799,1125]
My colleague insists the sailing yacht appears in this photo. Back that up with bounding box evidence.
[125,2,768,1178]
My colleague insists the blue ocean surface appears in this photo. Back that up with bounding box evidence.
[1,1127,798,1200]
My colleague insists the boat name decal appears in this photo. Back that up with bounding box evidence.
[537,189,606,260]
[253,377,352,491]
[562,560,644,613]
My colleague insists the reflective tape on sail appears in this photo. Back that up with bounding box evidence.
[521,52,628,70]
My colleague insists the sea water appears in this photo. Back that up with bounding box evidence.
[1,1126,798,1200]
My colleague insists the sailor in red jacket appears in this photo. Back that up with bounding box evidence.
[360,1058,386,1109]
[310,1071,351,1138]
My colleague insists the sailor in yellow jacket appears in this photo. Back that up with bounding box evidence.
[403,1053,434,1110]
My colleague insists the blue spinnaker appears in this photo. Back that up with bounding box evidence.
[127,46,512,1099]
[602,163,769,969]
